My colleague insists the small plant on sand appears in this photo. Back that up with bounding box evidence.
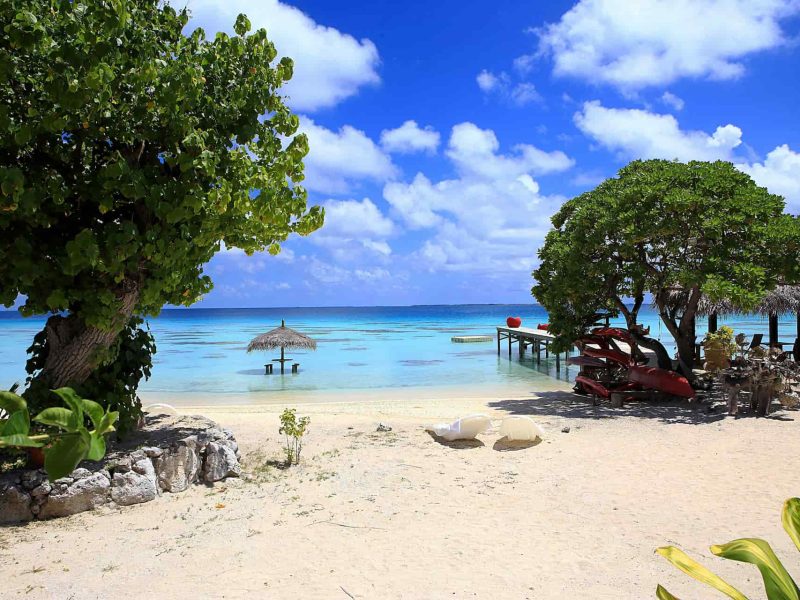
[279,408,309,466]
[0,388,118,481]
[656,497,800,599]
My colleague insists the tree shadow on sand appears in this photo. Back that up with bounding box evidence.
[425,431,484,449]
[488,390,795,425]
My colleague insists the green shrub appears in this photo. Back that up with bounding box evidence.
[0,388,118,481]
[657,497,800,599]
[279,408,310,466]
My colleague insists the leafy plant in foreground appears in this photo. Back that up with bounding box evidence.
[0,388,118,481]
[656,497,800,599]
[279,408,309,466]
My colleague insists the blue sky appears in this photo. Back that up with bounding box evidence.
[185,0,800,308]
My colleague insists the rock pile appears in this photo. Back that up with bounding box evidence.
[0,414,241,524]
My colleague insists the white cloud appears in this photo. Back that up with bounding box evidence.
[185,0,380,111]
[476,70,541,106]
[510,83,542,106]
[476,70,504,92]
[383,124,571,275]
[312,198,395,258]
[537,0,800,90]
[446,122,574,179]
[299,117,397,194]
[740,144,800,213]
[660,91,685,111]
[321,198,394,238]
[574,101,742,161]
[513,54,536,76]
[380,121,440,154]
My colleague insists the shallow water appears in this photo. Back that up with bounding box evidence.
[0,305,793,398]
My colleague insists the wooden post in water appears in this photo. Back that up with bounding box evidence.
[769,313,779,347]
[708,312,718,333]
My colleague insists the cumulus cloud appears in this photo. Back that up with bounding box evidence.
[321,198,394,238]
[380,121,440,154]
[740,144,800,213]
[476,70,541,106]
[574,101,742,161]
[311,198,395,258]
[660,91,685,111]
[185,0,380,111]
[383,124,572,275]
[476,70,504,92]
[536,0,800,90]
[299,117,397,194]
[447,122,574,179]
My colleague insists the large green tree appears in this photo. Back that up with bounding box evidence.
[0,1,323,391]
[533,159,799,376]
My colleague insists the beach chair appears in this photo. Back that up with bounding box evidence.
[427,414,491,441]
[749,333,764,349]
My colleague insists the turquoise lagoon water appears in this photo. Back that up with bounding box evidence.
[0,305,794,400]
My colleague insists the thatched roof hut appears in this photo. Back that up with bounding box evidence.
[247,320,317,352]
[752,285,800,317]
[660,284,800,344]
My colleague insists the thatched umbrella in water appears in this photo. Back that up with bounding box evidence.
[247,320,317,374]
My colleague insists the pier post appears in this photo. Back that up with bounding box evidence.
[497,331,501,355]
[556,351,560,372]
[508,334,511,357]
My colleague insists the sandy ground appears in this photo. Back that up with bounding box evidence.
[2,387,799,599]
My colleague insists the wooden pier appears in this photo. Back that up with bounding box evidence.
[496,326,571,371]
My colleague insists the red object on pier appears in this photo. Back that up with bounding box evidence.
[537,323,549,330]
[506,317,522,328]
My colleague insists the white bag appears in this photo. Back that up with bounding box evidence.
[498,416,544,442]
[427,414,491,441]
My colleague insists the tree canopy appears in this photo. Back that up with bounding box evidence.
[0,0,323,392]
[532,159,799,373]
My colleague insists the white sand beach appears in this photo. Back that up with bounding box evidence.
[3,388,799,599]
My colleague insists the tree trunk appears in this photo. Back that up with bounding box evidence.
[674,335,696,379]
[629,330,673,370]
[37,285,140,389]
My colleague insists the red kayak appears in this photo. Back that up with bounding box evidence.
[566,356,608,368]
[583,347,632,366]
[575,375,611,398]
[575,334,610,349]
[592,327,635,344]
[628,366,695,399]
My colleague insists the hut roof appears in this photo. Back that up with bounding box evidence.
[753,284,800,316]
[247,321,317,352]
[659,284,800,316]
[659,287,737,316]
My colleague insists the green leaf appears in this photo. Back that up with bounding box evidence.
[655,584,680,600]
[96,410,119,436]
[1,409,30,436]
[656,546,747,600]
[34,407,73,429]
[782,498,800,552]
[0,434,43,448]
[81,399,104,429]
[51,388,83,426]
[711,538,800,600]
[86,433,106,461]
[44,434,89,481]
[234,13,251,36]
[0,391,26,414]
